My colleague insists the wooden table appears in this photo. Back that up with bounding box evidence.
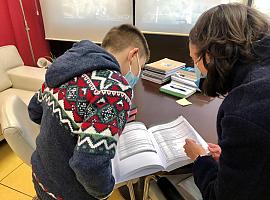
[133,79,223,143]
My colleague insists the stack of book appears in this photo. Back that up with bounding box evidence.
[141,58,186,84]
[127,104,137,123]
[160,66,199,99]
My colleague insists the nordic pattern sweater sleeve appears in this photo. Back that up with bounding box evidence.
[67,70,133,199]
[28,89,44,125]
[193,115,270,200]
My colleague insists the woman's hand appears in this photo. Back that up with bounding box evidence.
[183,139,207,161]
[208,143,221,161]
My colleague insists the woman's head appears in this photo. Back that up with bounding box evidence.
[189,3,270,97]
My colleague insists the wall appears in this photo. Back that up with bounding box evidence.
[0,0,50,66]
[0,0,16,46]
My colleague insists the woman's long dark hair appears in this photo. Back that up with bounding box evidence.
[189,3,270,97]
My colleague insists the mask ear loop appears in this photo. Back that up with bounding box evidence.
[194,57,200,66]
[136,53,141,76]
[128,59,132,73]
[128,51,138,73]
[194,57,203,76]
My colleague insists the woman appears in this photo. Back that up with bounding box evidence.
[184,3,270,200]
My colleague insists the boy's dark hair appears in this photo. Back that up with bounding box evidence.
[102,24,150,61]
[189,3,270,97]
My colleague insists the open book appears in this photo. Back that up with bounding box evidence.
[112,116,208,183]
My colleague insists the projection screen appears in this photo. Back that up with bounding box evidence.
[135,0,245,35]
[39,0,133,42]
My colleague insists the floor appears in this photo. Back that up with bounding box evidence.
[0,141,125,200]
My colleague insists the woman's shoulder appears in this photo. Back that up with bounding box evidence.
[224,64,270,106]
[219,70,270,132]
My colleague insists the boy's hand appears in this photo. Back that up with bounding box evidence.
[183,139,207,161]
[208,143,221,161]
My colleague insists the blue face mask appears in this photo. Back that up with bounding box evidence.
[194,64,206,88]
[125,54,141,88]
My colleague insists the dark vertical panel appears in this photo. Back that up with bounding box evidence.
[133,0,135,25]
[144,34,192,65]
[49,34,192,65]
[49,40,74,58]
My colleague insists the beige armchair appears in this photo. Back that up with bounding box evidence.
[0,45,46,141]
[1,95,40,166]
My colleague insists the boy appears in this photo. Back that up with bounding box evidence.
[28,24,150,200]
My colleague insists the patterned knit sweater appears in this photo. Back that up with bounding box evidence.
[28,41,133,200]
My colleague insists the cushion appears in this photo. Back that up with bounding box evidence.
[7,66,46,91]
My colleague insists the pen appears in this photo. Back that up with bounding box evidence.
[170,85,186,92]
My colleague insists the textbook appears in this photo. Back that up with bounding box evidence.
[159,80,197,99]
[112,116,208,183]
[127,104,137,123]
[128,104,137,117]
[141,73,170,84]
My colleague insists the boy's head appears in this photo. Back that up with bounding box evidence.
[102,24,150,81]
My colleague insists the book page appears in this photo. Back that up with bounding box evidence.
[148,116,208,171]
[112,122,163,183]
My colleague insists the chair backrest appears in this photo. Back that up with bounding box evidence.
[0,45,24,92]
[1,95,40,166]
